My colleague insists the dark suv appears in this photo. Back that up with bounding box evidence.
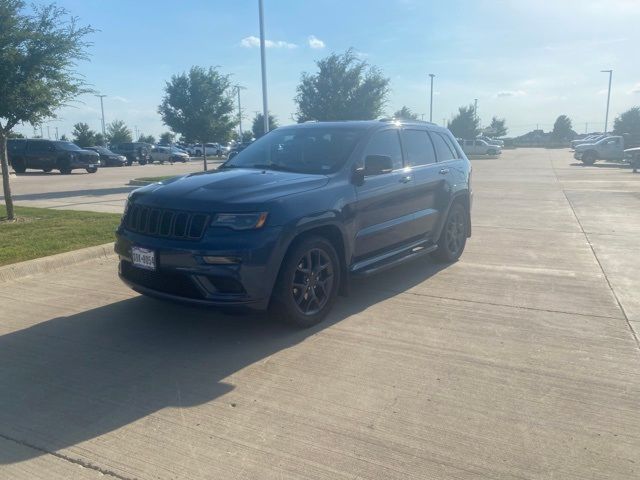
[8,139,100,174]
[111,142,150,165]
[115,120,472,326]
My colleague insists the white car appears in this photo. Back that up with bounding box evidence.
[458,139,501,156]
[189,143,222,156]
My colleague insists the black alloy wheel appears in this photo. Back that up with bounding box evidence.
[291,248,335,316]
[433,202,468,263]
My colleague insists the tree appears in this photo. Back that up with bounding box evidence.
[158,66,236,144]
[295,49,390,122]
[552,115,574,140]
[106,120,132,145]
[60,134,69,141]
[71,122,99,147]
[447,105,480,139]
[393,106,418,121]
[613,106,640,137]
[0,0,94,220]
[8,131,24,139]
[94,133,105,146]
[159,131,175,144]
[487,116,508,137]
[137,134,156,145]
[241,131,254,143]
[251,112,278,138]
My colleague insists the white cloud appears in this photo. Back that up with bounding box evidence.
[240,36,297,49]
[112,96,130,103]
[496,90,526,98]
[628,83,640,94]
[308,35,325,49]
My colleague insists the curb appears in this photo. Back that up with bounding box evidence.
[0,242,116,283]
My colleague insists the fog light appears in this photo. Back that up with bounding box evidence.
[202,256,241,265]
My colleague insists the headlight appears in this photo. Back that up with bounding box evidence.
[211,212,268,230]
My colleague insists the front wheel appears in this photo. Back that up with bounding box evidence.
[139,159,147,166]
[42,167,53,173]
[581,152,597,165]
[86,167,98,173]
[271,236,341,328]
[432,202,468,263]
[487,149,497,155]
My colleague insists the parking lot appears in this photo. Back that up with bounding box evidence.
[1,148,639,479]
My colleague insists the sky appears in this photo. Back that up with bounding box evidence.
[15,0,640,139]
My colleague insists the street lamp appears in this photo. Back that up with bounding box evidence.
[601,69,613,133]
[428,74,435,122]
[95,94,107,135]
[234,85,246,139]
[258,0,269,134]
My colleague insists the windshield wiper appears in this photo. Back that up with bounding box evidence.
[249,164,299,172]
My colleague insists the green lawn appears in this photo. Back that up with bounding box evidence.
[0,206,121,266]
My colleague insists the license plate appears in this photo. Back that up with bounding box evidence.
[131,247,155,270]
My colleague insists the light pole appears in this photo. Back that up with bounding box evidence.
[234,85,246,139]
[428,73,435,122]
[474,98,478,122]
[258,0,269,134]
[95,94,107,135]
[601,69,613,133]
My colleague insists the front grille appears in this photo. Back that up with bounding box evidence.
[124,204,209,240]
[120,261,204,299]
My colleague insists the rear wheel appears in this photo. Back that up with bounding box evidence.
[582,151,597,165]
[271,236,340,328]
[432,202,468,263]
[86,167,98,173]
[59,167,72,175]
[42,167,53,173]
[139,159,147,166]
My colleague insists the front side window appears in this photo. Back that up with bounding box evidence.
[28,141,52,153]
[402,129,436,166]
[362,129,403,170]
[224,127,366,174]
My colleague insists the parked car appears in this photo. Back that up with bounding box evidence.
[85,146,127,167]
[149,146,189,164]
[111,142,150,165]
[574,136,625,165]
[458,139,501,156]
[226,141,254,160]
[189,143,222,156]
[571,133,607,149]
[115,120,472,327]
[477,135,504,147]
[8,139,100,174]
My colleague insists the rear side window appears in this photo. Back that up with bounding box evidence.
[363,129,403,170]
[402,129,436,166]
[429,132,458,161]
[27,141,51,153]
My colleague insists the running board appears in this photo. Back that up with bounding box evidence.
[350,241,438,278]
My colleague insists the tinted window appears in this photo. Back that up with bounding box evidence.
[430,132,458,161]
[363,129,403,170]
[225,127,366,174]
[28,141,52,153]
[54,141,82,151]
[402,130,436,166]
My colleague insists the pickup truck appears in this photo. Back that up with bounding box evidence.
[571,134,607,149]
[458,139,501,156]
[624,147,640,173]
[574,135,640,166]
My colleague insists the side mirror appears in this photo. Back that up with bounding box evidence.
[364,155,393,176]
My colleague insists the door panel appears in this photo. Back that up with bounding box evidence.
[352,128,415,260]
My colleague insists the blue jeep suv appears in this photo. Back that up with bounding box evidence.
[115,120,472,326]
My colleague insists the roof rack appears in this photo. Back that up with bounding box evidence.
[378,117,437,126]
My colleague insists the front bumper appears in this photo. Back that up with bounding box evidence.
[115,225,286,310]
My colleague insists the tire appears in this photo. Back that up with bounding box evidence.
[86,167,98,173]
[42,167,53,173]
[487,149,496,155]
[271,236,341,328]
[59,167,72,175]
[12,159,26,174]
[432,202,468,263]
[582,152,597,165]
[139,159,147,166]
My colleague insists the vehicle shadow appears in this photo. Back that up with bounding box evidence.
[0,255,448,465]
[5,186,137,202]
[569,162,631,169]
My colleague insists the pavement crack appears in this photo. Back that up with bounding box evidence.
[0,432,136,480]
[549,155,640,354]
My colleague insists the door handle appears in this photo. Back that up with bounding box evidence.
[439,168,450,175]
[400,175,413,183]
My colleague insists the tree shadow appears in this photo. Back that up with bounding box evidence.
[0,255,448,465]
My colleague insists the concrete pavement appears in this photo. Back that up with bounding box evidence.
[0,149,639,479]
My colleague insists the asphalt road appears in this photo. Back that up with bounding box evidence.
[1,149,639,479]
[3,158,218,213]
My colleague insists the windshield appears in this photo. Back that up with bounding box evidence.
[92,147,112,154]
[54,141,83,151]
[225,127,365,174]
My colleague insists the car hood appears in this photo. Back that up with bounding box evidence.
[574,143,597,151]
[79,149,100,157]
[130,168,330,210]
